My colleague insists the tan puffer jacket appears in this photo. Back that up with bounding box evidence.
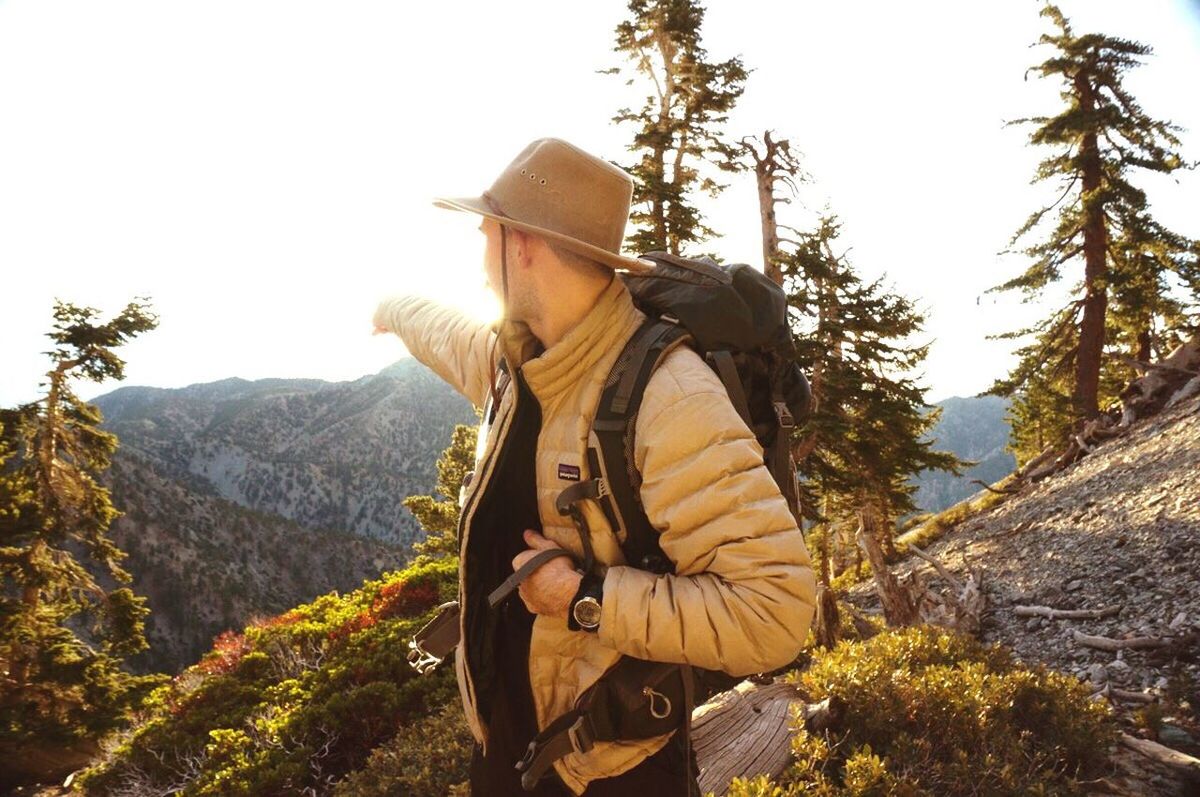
[374,274,817,794]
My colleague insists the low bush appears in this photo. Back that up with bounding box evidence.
[332,700,473,797]
[77,558,460,796]
[727,625,1115,796]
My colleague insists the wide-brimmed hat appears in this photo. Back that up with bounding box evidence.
[433,137,656,274]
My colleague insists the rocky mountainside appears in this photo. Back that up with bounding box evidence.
[910,394,1016,513]
[101,450,405,673]
[93,358,476,547]
[849,391,1200,793]
[89,358,477,671]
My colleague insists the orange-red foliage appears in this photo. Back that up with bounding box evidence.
[196,630,251,675]
[250,610,305,630]
[327,577,441,643]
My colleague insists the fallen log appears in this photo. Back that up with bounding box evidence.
[692,682,843,797]
[1072,630,1173,652]
[1013,605,1121,621]
[1166,375,1200,409]
[1114,353,1200,377]
[1015,443,1058,481]
[969,478,1021,496]
[1107,687,1158,704]
[1119,732,1200,778]
[1119,333,1200,427]
[907,544,964,593]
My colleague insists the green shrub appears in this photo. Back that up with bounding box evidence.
[333,700,473,797]
[77,557,461,796]
[726,626,1115,796]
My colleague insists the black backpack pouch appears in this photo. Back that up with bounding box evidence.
[579,656,688,740]
[514,655,692,790]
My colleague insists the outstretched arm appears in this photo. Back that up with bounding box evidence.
[596,348,817,677]
[373,294,499,409]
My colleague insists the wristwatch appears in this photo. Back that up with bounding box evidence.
[568,572,604,632]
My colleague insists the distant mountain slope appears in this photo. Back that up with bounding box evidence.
[87,358,477,671]
[93,358,477,546]
[910,394,1016,513]
[101,449,406,672]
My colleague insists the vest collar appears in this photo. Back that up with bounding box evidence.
[491,274,637,404]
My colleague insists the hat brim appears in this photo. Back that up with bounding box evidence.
[433,195,656,274]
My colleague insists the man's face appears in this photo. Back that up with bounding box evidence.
[479,216,535,321]
[479,217,503,303]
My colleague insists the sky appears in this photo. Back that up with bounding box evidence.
[1,0,1198,408]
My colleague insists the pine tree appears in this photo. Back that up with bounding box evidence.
[600,0,748,255]
[1108,214,1200,368]
[984,3,1199,446]
[785,217,965,561]
[0,299,162,769]
[404,418,479,560]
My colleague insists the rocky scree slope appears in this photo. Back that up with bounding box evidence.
[848,391,1200,793]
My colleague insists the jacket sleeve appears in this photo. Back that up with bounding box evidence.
[596,350,818,677]
[373,294,499,409]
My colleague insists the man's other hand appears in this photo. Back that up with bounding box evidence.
[512,530,582,619]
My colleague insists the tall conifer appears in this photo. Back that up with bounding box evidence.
[985,3,1199,449]
[785,218,964,556]
[405,419,478,560]
[0,299,161,766]
[600,0,748,255]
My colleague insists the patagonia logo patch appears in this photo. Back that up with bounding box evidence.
[557,463,581,481]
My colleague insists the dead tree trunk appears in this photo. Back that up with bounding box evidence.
[812,505,841,648]
[693,682,845,796]
[856,515,918,626]
[738,130,804,287]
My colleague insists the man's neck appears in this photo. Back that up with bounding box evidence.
[526,272,614,350]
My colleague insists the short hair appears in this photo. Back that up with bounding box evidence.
[543,238,612,280]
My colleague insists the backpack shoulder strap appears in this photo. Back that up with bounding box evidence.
[486,356,513,425]
[588,316,692,575]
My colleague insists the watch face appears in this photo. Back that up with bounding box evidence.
[573,596,602,629]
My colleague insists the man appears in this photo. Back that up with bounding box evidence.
[373,138,817,795]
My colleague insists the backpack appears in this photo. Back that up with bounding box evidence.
[592,250,812,571]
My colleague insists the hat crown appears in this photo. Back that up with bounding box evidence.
[484,138,633,255]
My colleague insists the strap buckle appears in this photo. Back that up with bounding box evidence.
[566,714,596,754]
[405,639,443,675]
[514,714,596,790]
[773,400,795,429]
[555,477,606,516]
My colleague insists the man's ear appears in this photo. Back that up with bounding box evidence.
[511,228,536,268]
